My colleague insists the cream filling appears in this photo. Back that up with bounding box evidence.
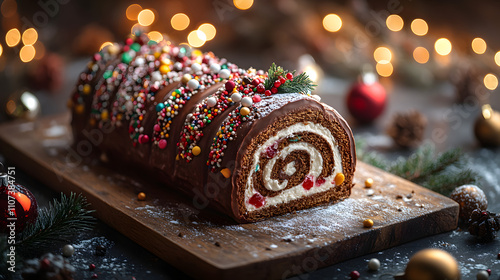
[284,161,296,176]
[244,122,343,212]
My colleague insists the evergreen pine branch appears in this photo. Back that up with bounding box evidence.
[423,169,479,196]
[264,63,316,94]
[355,140,480,195]
[18,193,95,250]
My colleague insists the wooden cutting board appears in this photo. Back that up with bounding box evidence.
[0,114,458,280]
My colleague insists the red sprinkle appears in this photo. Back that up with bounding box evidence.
[350,271,360,280]
[89,264,96,270]
[487,269,492,276]
[138,134,149,144]
[125,38,134,45]
[154,124,161,132]
[303,175,314,190]
[225,81,235,92]
[264,90,272,96]
[257,84,265,93]
[252,95,261,102]
[93,53,101,61]
[249,193,265,208]
[315,177,326,186]
[91,273,98,279]
[158,139,167,149]
[273,80,281,88]
[286,73,293,80]
[271,87,278,94]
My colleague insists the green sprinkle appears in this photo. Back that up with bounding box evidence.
[130,43,141,52]
[255,164,260,172]
[121,52,132,64]
[103,70,112,79]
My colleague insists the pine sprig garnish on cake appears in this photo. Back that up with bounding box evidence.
[264,63,316,95]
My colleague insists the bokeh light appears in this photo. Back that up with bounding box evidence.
[1,0,17,18]
[411,19,428,36]
[148,31,163,43]
[126,4,142,21]
[6,28,21,47]
[34,41,45,60]
[20,45,35,63]
[198,23,216,41]
[131,23,145,35]
[373,47,392,64]
[187,30,207,48]
[386,14,404,32]
[495,51,500,67]
[376,62,393,77]
[413,47,429,64]
[484,73,498,90]
[22,28,38,46]
[471,38,487,54]
[171,13,190,31]
[434,38,452,56]
[138,9,155,26]
[233,0,254,10]
[99,42,113,51]
[0,43,3,57]
[322,14,342,32]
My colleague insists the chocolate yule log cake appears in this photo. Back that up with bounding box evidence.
[68,33,356,222]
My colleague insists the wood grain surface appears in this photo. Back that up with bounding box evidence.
[0,114,459,280]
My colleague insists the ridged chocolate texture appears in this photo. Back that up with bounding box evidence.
[70,36,356,223]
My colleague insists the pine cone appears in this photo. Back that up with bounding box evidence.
[387,110,427,148]
[468,209,500,242]
[21,253,75,280]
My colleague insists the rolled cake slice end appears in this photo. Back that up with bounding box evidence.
[233,99,356,222]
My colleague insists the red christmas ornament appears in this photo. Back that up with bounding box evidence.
[1,172,38,233]
[346,73,387,123]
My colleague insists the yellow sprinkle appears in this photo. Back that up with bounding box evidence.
[192,146,201,156]
[153,51,161,59]
[137,192,146,201]
[240,106,250,116]
[113,71,118,78]
[220,168,231,178]
[365,178,374,188]
[117,114,122,121]
[334,173,345,185]
[176,155,180,160]
[82,84,92,95]
[75,104,84,114]
[162,46,170,53]
[181,74,191,84]
[174,105,179,109]
[160,65,170,74]
[363,218,374,228]
[161,58,171,65]
[101,110,109,120]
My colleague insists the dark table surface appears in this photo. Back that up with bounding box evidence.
[2,59,500,280]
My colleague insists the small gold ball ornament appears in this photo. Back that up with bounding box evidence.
[5,91,41,120]
[395,248,460,280]
[474,104,500,147]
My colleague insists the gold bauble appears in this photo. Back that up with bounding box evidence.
[395,249,460,280]
[5,91,41,121]
[474,104,500,147]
